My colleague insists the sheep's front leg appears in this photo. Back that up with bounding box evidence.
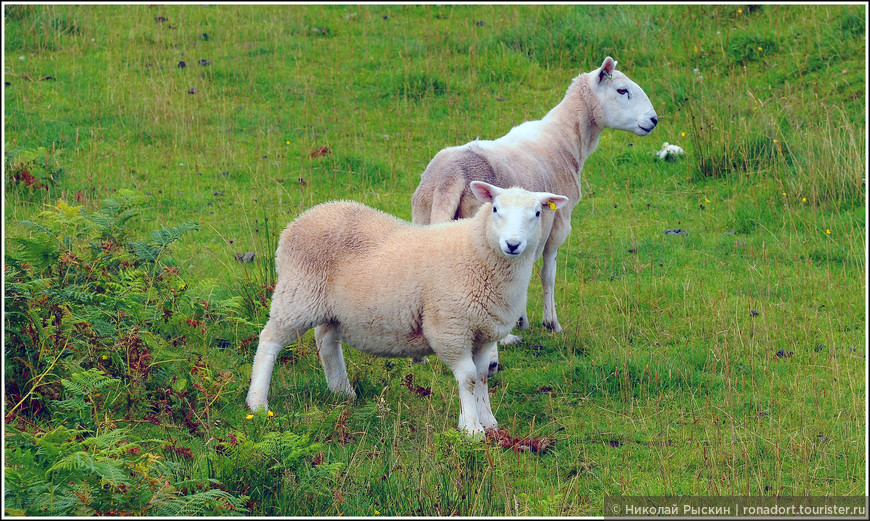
[473,343,498,430]
[444,353,486,435]
[541,247,562,332]
[247,318,294,411]
[315,323,356,399]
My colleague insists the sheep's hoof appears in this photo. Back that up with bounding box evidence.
[501,334,523,346]
[516,316,531,330]
[480,416,499,430]
[543,321,562,333]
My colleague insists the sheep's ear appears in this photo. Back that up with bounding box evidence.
[470,181,501,203]
[597,56,617,83]
[540,193,570,211]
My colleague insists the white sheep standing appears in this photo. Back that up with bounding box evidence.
[246,181,570,435]
[411,56,658,373]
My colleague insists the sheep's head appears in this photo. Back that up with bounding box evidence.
[591,56,658,136]
[470,181,569,258]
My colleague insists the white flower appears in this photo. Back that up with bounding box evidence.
[656,142,685,160]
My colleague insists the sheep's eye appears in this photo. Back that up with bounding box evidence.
[492,206,498,213]
[535,210,541,217]
[617,88,628,95]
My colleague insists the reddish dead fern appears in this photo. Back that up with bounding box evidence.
[486,428,555,454]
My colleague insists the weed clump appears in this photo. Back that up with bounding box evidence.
[4,146,64,193]
[4,190,204,417]
[4,425,249,516]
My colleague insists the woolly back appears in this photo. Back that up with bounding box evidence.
[276,201,406,276]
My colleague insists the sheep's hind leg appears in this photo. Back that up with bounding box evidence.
[486,343,499,378]
[516,292,531,331]
[474,343,498,431]
[541,247,563,332]
[315,323,356,399]
[247,318,298,412]
[501,295,529,346]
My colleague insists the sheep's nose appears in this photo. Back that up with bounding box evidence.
[505,240,521,253]
[650,116,658,127]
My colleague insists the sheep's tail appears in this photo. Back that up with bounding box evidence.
[410,183,432,225]
[416,174,467,225]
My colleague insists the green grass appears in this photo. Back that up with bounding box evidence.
[4,3,866,516]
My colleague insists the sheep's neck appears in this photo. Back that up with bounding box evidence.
[542,72,603,199]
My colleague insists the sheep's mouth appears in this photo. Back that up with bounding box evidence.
[637,124,654,134]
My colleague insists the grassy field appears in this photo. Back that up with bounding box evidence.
[3,3,867,516]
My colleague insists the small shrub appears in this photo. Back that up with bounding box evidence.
[4,146,64,193]
[4,190,198,420]
[4,425,248,516]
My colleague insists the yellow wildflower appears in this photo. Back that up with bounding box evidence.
[246,414,254,420]
[268,410,274,417]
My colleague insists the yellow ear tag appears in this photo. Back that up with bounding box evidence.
[547,201,558,211]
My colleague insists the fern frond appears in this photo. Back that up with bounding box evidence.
[18,219,57,235]
[153,488,249,516]
[61,368,120,396]
[7,234,61,273]
[149,221,199,248]
[3,276,52,298]
[128,240,160,262]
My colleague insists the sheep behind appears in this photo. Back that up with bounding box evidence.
[246,181,570,435]
[410,56,658,370]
